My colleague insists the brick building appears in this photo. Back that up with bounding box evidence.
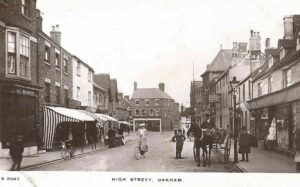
[0,0,42,156]
[93,82,109,114]
[115,93,131,121]
[131,82,179,132]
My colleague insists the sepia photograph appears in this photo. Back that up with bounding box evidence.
[0,0,300,186]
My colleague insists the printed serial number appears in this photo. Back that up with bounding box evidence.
[1,177,20,181]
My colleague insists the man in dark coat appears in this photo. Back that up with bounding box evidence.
[9,135,24,171]
[171,129,186,159]
[239,126,251,162]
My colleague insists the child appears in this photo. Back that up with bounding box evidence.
[171,129,186,159]
[9,135,24,171]
[238,126,251,162]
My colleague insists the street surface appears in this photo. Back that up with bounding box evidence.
[26,132,234,172]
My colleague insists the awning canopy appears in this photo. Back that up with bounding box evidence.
[94,113,118,122]
[43,106,96,150]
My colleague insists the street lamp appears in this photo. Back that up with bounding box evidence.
[230,76,239,164]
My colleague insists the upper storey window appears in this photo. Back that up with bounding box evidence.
[6,30,31,79]
[21,0,29,17]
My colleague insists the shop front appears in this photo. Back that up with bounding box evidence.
[248,83,300,154]
[0,81,41,157]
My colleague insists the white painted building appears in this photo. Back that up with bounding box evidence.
[72,56,94,107]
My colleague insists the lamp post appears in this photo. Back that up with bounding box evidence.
[230,76,239,164]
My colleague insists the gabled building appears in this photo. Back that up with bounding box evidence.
[131,82,179,131]
[201,48,232,125]
[116,93,131,121]
[93,82,108,114]
[248,15,300,154]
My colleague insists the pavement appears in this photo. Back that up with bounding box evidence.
[24,132,233,172]
[215,139,296,173]
[0,132,136,171]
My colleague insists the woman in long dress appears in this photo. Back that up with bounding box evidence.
[137,123,148,157]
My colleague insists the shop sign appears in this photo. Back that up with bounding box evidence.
[16,88,35,96]
[209,94,220,103]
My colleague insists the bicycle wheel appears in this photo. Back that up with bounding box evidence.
[134,146,141,160]
[70,147,76,157]
[61,148,70,160]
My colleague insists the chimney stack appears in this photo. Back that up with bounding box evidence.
[159,82,165,92]
[124,95,130,100]
[238,42,248,52]
[134,81,137,91]
[249,30,261,51]
[233,42,238,49]
[50,24,61,45]
[265,38,270,49]
[283,15,294,39]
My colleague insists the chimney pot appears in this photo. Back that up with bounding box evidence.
[159,82,165,92]
[134,82,137,91]
[265,38,270,48]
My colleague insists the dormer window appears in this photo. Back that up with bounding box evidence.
[268,56,273,68]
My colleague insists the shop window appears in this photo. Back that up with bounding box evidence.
[45,82,51,102]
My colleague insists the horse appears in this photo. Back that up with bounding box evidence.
[187,123,213,167]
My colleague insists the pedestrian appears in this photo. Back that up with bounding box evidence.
[171,129,186,159]
[127,125,130,135]
[137,123,148,158]
[9,135,24,171]
[107,125,117,148]
[34,123,43,150]
[238,126,251,162]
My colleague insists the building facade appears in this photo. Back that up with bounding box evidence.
[248,15,300,154]
[201,49,232,125]
[131,82,179,132]
[93,82,108,114]
[72,56,94,110]
[190,81,203,125]
[0,0,44,156]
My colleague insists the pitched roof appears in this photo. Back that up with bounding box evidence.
[131,88,174,100]
[93,74,111,89]
[201,49,232,77]
[278,39,296,49]
[253,48,300,81]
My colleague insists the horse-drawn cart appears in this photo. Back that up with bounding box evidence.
[192,128,232,164]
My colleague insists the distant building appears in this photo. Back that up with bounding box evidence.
[116,93,131,121]
[93,82,109,114]
[131,82,179,131]
[190,81,203,125]
[201,48,232,125]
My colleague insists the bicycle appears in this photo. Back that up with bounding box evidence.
[60,140,76,160]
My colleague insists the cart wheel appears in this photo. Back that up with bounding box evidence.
[193,144,198,162]
[61,149,70,160]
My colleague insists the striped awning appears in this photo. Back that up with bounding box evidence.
[43,106,95,150]
[94,113,118,122]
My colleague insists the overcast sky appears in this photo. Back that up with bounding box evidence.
[37,0,299,107]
